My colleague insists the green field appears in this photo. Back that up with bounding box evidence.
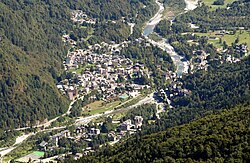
[194,30,250,49]
[83,100,122,115]
[202,0,236,10]
[32,151,45,157]
[15,151,44,162]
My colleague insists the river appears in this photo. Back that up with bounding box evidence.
[143,0,198,77]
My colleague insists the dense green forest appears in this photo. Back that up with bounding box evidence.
[173,57,250,110]
[142,57,250,135]
[176,0,250,31]
[0,0,71,129]
[71,105,250,162]
[65,0,156,22]
[0,0,157,130]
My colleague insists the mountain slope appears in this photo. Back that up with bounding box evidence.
[0,0,157,129]
[76,105,250,162]
[0,0,72,129]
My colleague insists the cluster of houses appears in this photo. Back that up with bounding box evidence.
[225,55,241,63]
[71,10,96,24]
[158,80,191,105]
[56,45,149,100]
[234,44,248,56]
[38,116,143,160]
[59,21,154,101]
[190,50,209,71]
[120,116,143,131]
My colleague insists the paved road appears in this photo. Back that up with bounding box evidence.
[14,98,78,131]
[0,133,34,158]
[75,93,155,126]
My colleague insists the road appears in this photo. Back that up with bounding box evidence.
[0,133,34,158]
[15,98,78,131]
[75,93,155,126]
[0,94,154,159]
[0,98,78,160]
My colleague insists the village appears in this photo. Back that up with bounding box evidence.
[56,12,155,103]
[57,40,150,101]
[18,115,145,162]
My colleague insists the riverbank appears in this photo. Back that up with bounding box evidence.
[184,0,199,11]
[143,0,164,36]
[147,0,164,26]
[143,0,192,77]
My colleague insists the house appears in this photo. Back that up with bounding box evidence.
[76,127,86,134]
[215,30,226,35]
[134,116,143,129]
[129,90,139,97]
[108,131,117,141]
[90,128,100,135]
[235,44,248,55]
[120,119,134,131]
[73,153,83,160]
[68,86,78,100]
[39,141,48,151]
[51,130,71,147]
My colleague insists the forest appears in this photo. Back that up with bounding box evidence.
[69,105,250,162]
[140,56,250,135]
[0,0,71,129]
[173,57,250,110]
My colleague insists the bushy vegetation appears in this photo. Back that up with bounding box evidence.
[71,105,250,162]
[213,0,225,5]
[0,0,71,129]
[163,0,186,11]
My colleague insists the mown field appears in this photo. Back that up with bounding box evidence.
[194,30,250,48]
[202,0,236,10]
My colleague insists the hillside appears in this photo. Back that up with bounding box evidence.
[0,0,156,129]
[0,0,71,129]
[75,105,250,162]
